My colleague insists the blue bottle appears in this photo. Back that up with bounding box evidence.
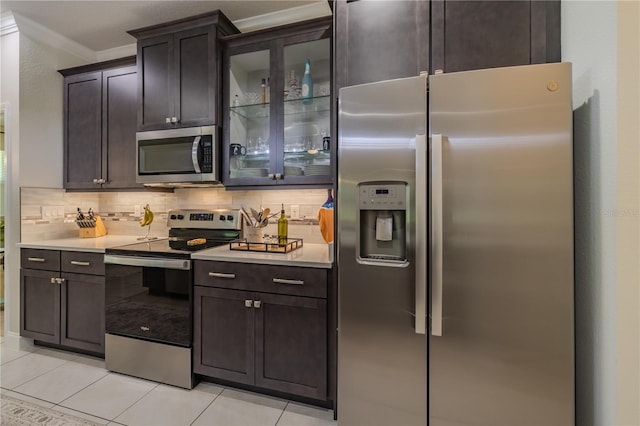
[301,59,313,104]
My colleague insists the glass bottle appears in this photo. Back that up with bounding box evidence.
[288,70,298,99]
[277,204,288,245]
[301,59,313,104]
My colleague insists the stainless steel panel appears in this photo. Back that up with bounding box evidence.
[337,75,427,425]
[429,63,574,425]
[104,254,191,270]
[105,333,193,389]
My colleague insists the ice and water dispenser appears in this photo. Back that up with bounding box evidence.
[357,182,407,265]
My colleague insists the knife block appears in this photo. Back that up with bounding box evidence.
[78,216,107,238]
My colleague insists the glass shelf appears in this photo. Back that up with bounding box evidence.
[230,102,270,119]
[284,95,330,115]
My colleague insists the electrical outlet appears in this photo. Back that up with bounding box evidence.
[290,204,300,220]
[42,205,65,219]
[134,204,141,217]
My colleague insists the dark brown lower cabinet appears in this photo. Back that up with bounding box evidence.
[194,285,327,401]
[20,249,105,355]
[254,292,326,399]
[21,268,61,344]
[194,287,255,384]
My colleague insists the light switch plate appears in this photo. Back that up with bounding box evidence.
[42,205,65,219]
[290,204,300,220]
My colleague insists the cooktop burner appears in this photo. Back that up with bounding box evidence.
[106,209,242,259]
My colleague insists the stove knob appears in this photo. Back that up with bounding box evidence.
[170,214,177,220]
[227,215,234,221]
[177,214,184,220]
[220,215,226,221]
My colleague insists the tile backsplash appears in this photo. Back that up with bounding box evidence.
[21,187,331,244]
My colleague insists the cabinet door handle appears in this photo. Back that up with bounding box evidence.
[268,173,275,180]
[165,117,171,124]
[70,261,91,266]
[253,300,261,309]
[275,173,282,180]
[50,277,57,284]
[28,257,46,263]
[245,299,253,308]
[272,278,304,285]
[171,117,178,123]
[51,277,64,285]
[209,272,236,279]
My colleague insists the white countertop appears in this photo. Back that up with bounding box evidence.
[192,243,333,269]
[18,237,334,268]
[17,236,144,253]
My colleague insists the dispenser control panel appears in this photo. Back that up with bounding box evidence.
[358,183,407,210]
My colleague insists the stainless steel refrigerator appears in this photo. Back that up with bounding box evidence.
[337,63,574,425]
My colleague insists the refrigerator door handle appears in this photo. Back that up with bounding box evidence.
[431,134,444,336]
[415,133,427,335]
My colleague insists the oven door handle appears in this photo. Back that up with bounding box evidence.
[104,254,191,270]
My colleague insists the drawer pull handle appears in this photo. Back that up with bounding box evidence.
[245,300,253,308]
[272,278,304,285]
[28,257,46,262]
[253,300,262,309]
[70,261,91,266]
[209,272,236,279]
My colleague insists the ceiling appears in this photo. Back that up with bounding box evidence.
[0,1,332,53]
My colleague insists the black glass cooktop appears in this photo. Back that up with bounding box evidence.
[106,229,241,259]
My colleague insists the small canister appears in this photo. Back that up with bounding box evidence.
[322,136,330,151]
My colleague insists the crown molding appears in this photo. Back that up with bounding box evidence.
[12,12,96,62]
[95,43,137,62]
[234,2,332,33]
[1,12,18,36]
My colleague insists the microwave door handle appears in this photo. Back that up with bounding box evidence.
[192,136,202,173]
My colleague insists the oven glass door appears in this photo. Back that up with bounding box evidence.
[105,256,192,347]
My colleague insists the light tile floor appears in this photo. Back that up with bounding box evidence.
[0,343,336,426]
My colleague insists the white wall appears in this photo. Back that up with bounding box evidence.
[563,1,640,425]
[0,24,85,340]
[19,33,85,187]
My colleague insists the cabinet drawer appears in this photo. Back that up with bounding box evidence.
[21,249,60,271]
[61,251,105,275]
[194,261,327,299]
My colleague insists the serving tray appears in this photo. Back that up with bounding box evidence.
[229,238,303,254]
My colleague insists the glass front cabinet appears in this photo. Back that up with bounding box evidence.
[221,18,332,187]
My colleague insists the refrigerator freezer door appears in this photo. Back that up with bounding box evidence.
[429,63,574,425]
[337,75,427,425]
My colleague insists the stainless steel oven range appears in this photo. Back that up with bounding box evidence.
[104,209,241,389]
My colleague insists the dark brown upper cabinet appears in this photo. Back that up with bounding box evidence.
[430,0,561,73]
[334,0,560,89]
[221,17,333,188]
[60,57,141,190]
[128,11,239,131]
[334,0,430,89]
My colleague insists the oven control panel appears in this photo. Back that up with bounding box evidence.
[167,209,241,230]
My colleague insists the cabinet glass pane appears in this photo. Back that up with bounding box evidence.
[229,49,270,178]
[283,39,331,177]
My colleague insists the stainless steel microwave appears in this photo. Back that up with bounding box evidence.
[136,126,219,186]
